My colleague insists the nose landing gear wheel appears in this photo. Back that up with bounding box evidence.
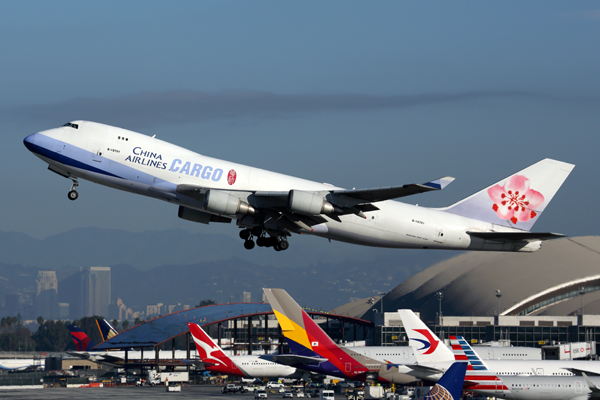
[67,190,79,201]
[67,179,80,201]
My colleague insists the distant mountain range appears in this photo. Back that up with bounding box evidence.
[0,228,456,312]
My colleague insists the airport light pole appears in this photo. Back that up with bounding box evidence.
[496,290,502,316]
[436,292,443,325]
[378,292,386,314]
[580,287,586,315]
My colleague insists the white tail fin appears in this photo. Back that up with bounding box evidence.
[443,158,574,231]
[398,309,454,363]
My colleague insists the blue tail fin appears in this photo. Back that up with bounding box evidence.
[424,362,467,400]
[97,319,119,342]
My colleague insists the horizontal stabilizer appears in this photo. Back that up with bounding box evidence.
[404,364,445,374]
[332,176,455,203]
[467,231,565,242]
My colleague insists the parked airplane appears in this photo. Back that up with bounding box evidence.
[399,310,600,382]
[263,288,542,384]
[67,323,196,366]
[24,121,574,252]
[0,359,44,371]
[188,322,309,379]
[452,335,600,400]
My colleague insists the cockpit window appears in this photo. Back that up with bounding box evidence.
[62,122,79,129]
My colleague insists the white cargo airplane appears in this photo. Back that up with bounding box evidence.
[23,121,574,252]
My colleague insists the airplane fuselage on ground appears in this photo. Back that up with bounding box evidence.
[23,121,574,251]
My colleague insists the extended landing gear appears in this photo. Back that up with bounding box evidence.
[238,228,289,251]
[67,179,79,201]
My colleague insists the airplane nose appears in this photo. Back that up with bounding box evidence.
[23,133,38,152]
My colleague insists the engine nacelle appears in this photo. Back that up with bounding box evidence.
[287,190,335,216]
[203,190,255,216]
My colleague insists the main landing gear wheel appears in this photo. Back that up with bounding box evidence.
[239,229,251,240]
[273,238,289,251]
[244,239,255,250]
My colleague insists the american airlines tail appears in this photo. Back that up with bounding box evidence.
[67,325,96,351]
[398,310,454,364]
[424,362,468,400]
[443,158,574,231]
[450,335,507,392]
[187,323,240,376]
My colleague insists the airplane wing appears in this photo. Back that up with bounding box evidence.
[467,231,566,242]
[331,176,455,203]
[565,368,600,377]
[262,354,328,366]
[582,372,600,394]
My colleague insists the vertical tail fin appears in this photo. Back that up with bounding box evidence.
[264,288,368,379]
[443,158,574,230]
[67,325,96,351]
[187,323,239,375]
[398,310,454,363]
[450,335,507,391]
[263,288,341,356]
[424,362,468,400]
[97,319,119,342]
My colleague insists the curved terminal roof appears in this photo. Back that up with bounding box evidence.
[373,236,600,321]
[95,302,372,350]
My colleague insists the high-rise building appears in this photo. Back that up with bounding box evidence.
[82,267,111,317]
[35,271,58,319]
[242,291,251,303]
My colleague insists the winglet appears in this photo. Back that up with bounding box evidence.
[422,176,455,191]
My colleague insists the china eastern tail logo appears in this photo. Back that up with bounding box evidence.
[410,329,439,355]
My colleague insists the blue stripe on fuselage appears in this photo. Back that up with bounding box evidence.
[24,137,122,179]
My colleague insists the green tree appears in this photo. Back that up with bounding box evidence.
[134,317,143,326]
[196,299,216,307]
[37,316,44,325]
[122,320,130,331]
[31,320,71,351]
[111,319,119,331]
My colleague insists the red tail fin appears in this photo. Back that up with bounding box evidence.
[188,323,239,375]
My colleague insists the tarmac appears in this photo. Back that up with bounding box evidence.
[0,384,346,400]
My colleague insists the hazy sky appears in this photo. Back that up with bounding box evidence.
[2,2,599,256]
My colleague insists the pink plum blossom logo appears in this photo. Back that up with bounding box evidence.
[487,175,545,225]
[227,169,237,185]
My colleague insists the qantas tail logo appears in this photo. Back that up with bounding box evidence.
[411,329,439,355]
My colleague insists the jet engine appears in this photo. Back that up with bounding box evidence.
[287,190,337,216]
[203,190,255,216]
